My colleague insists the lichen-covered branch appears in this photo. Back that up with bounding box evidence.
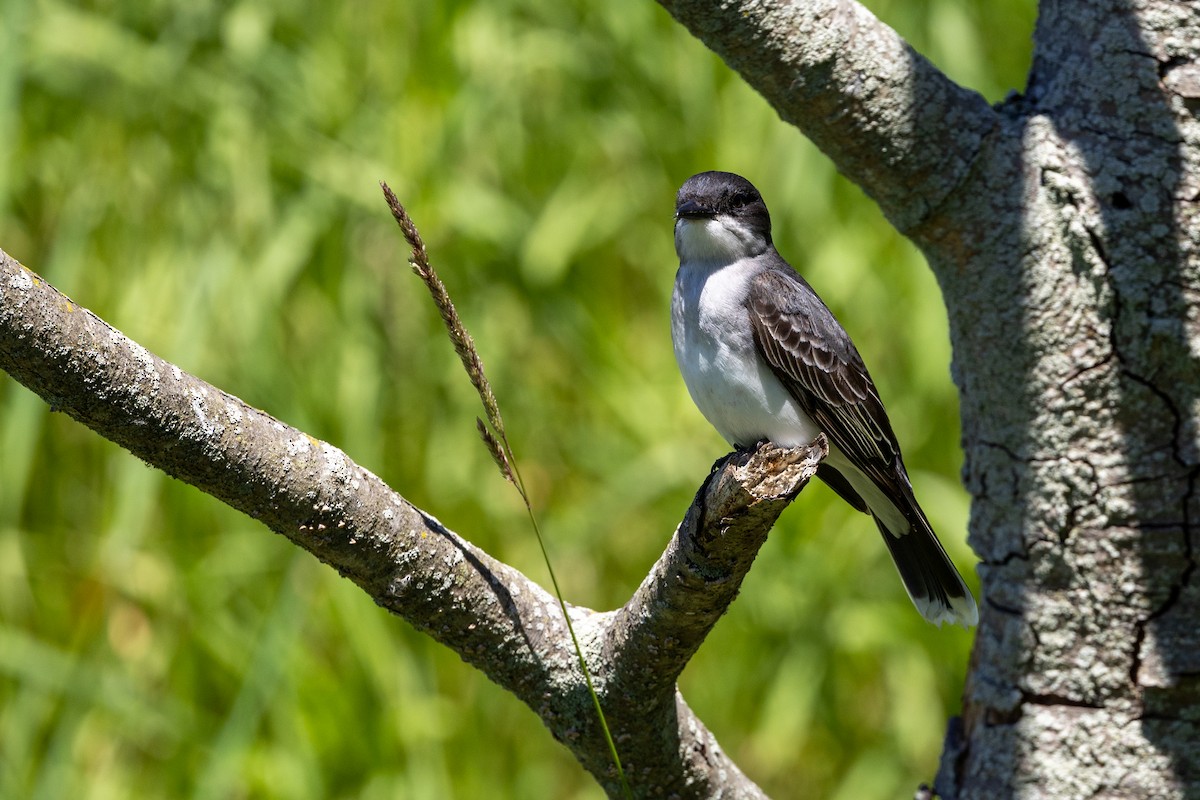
[653,0,998,234]
[0,248,820,799]
[604,441,826,695]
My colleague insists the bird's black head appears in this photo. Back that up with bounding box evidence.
[675,171,772,241]
[673,171,773,263]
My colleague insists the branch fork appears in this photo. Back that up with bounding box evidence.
[0,248,823,798]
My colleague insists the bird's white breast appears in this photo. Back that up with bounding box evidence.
[671,257,822,449]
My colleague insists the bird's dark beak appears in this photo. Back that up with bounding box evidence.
[675,199,713,220]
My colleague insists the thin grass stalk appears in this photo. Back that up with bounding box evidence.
[382,182,631,798]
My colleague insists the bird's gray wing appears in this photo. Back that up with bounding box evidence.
[747,266,911,509]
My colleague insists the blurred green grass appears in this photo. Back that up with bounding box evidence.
[0,0,1034,797]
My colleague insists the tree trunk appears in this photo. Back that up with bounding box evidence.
[656,0,1200,796]
[930,4,1200,797]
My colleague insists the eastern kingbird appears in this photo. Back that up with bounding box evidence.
[670,171,978,628]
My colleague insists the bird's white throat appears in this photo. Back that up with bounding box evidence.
[674,216,768,265]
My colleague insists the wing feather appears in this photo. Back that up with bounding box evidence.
[747,267,912,512]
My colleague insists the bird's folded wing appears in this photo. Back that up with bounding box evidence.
[746,268,905,497]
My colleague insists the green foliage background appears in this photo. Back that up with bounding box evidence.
[0,1,1034,797]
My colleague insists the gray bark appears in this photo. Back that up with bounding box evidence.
[0,249,824,798]
[655,0,1200,797]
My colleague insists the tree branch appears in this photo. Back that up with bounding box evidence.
[654,0,999,234]
[604,441,825,696]
[0,248,822,798]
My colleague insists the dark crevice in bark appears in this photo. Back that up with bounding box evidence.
[1121,369,1189,467]
[1159,55,1194,80]
[1132,465,1200,688]
[1062,351,1115,388]
[984,596,1024,615]
[983,548,1032,568]
[983,704,1022,727]
[1021,691,1105,710]
[1083,221,1114,271]
[978,439,1023,462]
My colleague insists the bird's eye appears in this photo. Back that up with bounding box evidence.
[726,191,757,211]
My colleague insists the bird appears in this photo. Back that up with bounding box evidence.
[670,170,977,628]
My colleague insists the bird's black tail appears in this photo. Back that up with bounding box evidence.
[873,513,978,628]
